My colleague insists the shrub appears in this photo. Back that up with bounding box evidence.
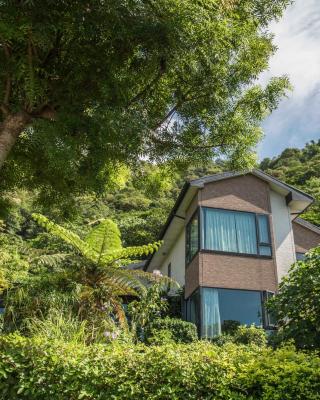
[268,246,320,349]
[221,319,241,334]
[145,317,198,344]
[212,325,267,347]
[147,329,175,345]
[0,334,320,399]
[233,325,267,347]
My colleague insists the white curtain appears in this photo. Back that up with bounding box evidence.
[204,209,237,252]
[235,212,257,254]
[202,288,221,338]
[204,208,257,255]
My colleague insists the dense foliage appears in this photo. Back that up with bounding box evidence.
[145,317,198,344]
[268,246,320,350]
[260,139,320,225]
[1,214,170,342]
[213,325,268,347]
[0,0,290,201]
[1,335,320,399]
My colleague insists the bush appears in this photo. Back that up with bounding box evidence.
[268,246,320,349]
[233,325,267,346]
[212,325,267,347]
[145,317,198,344]
[0,334,320,399]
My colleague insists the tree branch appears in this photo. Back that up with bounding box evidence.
[0,104,9,116]
[1,39,12,112]
[26,33,35,111]
[41,30,63,67]
[3,75,11,105]
[127,71,162,107]
[30,104,56,120]
[153,103,179,130]
[127,56,166,107]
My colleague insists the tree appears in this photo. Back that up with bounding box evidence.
[260,140,320,226]
[268,246,320,349]
[0,0,290,201]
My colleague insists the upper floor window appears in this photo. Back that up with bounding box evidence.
[186,211,199,264]
[202,208,271,257]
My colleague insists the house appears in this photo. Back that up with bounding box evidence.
[144,170,320,337]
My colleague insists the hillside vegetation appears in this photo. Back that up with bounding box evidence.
[260,139,320,225]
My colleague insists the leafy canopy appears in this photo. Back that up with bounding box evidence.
[0,0,290,202]
[260,139,320,225]
[268,246,320,349]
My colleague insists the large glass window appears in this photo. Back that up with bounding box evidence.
[186,289,200,333]
[296,252,306,261]
[201,288,263,338]
[202,208,271,257]
[186,211,199,264]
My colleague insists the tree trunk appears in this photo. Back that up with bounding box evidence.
[0,112,31,168]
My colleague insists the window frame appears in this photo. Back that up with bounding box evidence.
[256,214,272,257]
[201,206,273,259]
[262,291,277,329]
[185,208,200,266]
[185,288,201,336]
[185,286,274,338]
[167,262,172,291]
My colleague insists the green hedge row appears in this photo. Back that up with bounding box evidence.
[145,317,198,343]
[0,334,320,399]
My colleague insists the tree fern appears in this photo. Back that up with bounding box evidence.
[31,213,171,329]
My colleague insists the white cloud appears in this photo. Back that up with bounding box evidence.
[258,0,320,160]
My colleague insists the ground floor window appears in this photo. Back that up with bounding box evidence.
[186,287,272,338]
[185,289,200,334]
[296,252,306,261]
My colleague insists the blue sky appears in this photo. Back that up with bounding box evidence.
[258,0,320,160]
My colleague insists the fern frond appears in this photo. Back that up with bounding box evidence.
[32,253,69,268]
[100,241,163,266]
[85,219,122,257]
[32,213,97,263]
[129,269,179,289]
[99,267,147,296]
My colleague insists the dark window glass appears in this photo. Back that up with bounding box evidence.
[257,215,270,243]
[218,289,263,327]
[259,245,272,256]
[257,214,272,256]
[201,288,263,338]
[186,212,199,264]
[296,252,306,261]
[263,291,276,327]
[186,290,200,335]
[0,297,4,315]
[167,263,172,278]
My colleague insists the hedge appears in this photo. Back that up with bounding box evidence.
[0,334,320,399]
[145,317,198,344]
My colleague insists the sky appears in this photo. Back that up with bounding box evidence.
[258,0,320,160]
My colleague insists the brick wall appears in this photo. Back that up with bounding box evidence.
[199,174,271,213]
[185,254,200,298]
[293,222,320,253]
[200,252,277,292]
[185,173,278,298]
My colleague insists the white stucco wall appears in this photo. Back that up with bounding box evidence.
[270,190,296,282]
[158,229,185,287]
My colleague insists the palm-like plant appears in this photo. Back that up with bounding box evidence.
[31,214,168,330]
